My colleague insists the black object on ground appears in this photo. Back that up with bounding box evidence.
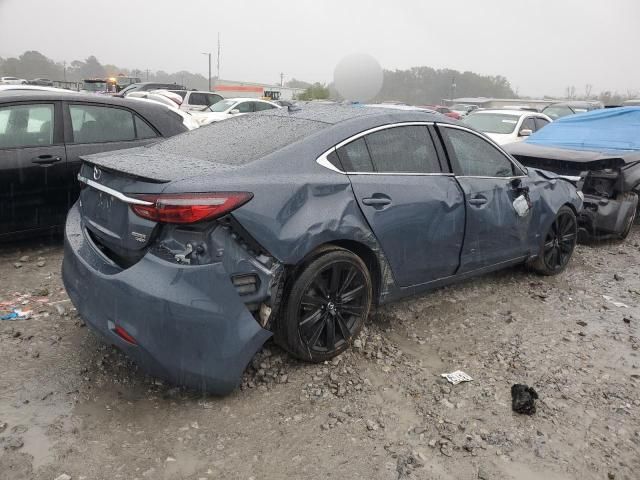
[511,384,538,415]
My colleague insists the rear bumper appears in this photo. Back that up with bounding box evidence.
[62,203,271,395]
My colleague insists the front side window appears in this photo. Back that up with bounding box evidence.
[534,117,550,130]
[0,103,54,149]
[443,127,517,177]
[235,102,254,113]
[365,126,440,173]
[255,102,276,111]
[70,105,137,143]
[520,117,536,133]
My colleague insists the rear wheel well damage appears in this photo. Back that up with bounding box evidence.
[265,241,384,334]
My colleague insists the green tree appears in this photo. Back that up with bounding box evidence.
[298,82,330,100]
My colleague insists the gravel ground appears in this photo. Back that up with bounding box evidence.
[1,229,639,480]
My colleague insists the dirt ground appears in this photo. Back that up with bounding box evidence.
[1,228,639,480]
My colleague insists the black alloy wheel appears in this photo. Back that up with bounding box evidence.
[298,261,367,354]
[531,206,577,275]
[277,248,372,362]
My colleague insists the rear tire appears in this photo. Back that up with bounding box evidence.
[530,206,578,276]
[276,248,372,362]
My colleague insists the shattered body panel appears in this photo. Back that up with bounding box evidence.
[63,105,583,393]
[505,142,640,237]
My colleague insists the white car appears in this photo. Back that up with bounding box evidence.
[126,97,200,131]
[167,90,224,112]
[190,97,280,126]
[464,109,552,145]
[0,76,27,85]
[126,90,183,108]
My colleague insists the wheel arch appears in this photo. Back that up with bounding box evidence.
[293,240,383,305]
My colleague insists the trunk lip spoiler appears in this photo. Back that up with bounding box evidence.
[77,174,154,206]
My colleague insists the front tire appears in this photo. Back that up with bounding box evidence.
[530,206,578,275]
[276,248,373,362]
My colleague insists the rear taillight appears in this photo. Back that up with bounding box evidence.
[130,192,253,224]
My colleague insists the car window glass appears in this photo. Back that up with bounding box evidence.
[534,117,550,131]
[255,102,276,111]
[235,102,254,113]
[365,126,440,173]
[206,94,222,106]
[336,137,374,172]
[135,115,158,139]
[70,104,136,143]
[444,127,515,177]
[189,93,208,106]
[0,103,54,149]
[520,117,536,132]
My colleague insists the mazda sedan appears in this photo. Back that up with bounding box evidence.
[62,105,583,394]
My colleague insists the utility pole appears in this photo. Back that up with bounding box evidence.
[280,72,284,87]
[450,76,456,103]
[63,61,67,82]
[145,69,149,81]
[202,52,212,91]
[216,33,221,80]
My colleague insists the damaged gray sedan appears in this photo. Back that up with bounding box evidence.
[62,105,583,394]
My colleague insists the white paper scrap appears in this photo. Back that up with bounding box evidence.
[440,370,473,385]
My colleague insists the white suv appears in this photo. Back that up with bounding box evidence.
[0,77,27,85]
[168,90,224,112]
[464,109,552,145]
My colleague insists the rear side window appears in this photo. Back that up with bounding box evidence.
[70,104,154,143]
[443,127,516,177]
[188,93,209,106]
[520,117,536,132]
[365,126,440,173]
[0,103,54,149]
[134,116,158,139]
[337,137,374,172]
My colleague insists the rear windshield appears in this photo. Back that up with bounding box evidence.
[149,114,326,165]
[464,113,520,134]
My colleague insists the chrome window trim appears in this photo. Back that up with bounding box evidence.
[436,122,529,178]
[316,121,445,176]
[77,174,154,205]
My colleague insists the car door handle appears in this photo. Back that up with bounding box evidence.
[31,155,62,165]
[362,196,392,207]
[468,196,488,206]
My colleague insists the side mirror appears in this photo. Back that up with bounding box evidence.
[519,128,533,137]
[229,109,240,115]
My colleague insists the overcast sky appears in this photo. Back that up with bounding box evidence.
[0,0,638,97]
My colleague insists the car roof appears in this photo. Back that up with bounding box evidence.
[469,109,545,117]
[0,90,174,113]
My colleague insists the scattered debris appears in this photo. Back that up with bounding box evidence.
[603,295,629,308]
[0,308,32,320]
[441,370,473,385]
[511,384,539,415]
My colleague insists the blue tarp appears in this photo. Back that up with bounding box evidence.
[526,106,640,152]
